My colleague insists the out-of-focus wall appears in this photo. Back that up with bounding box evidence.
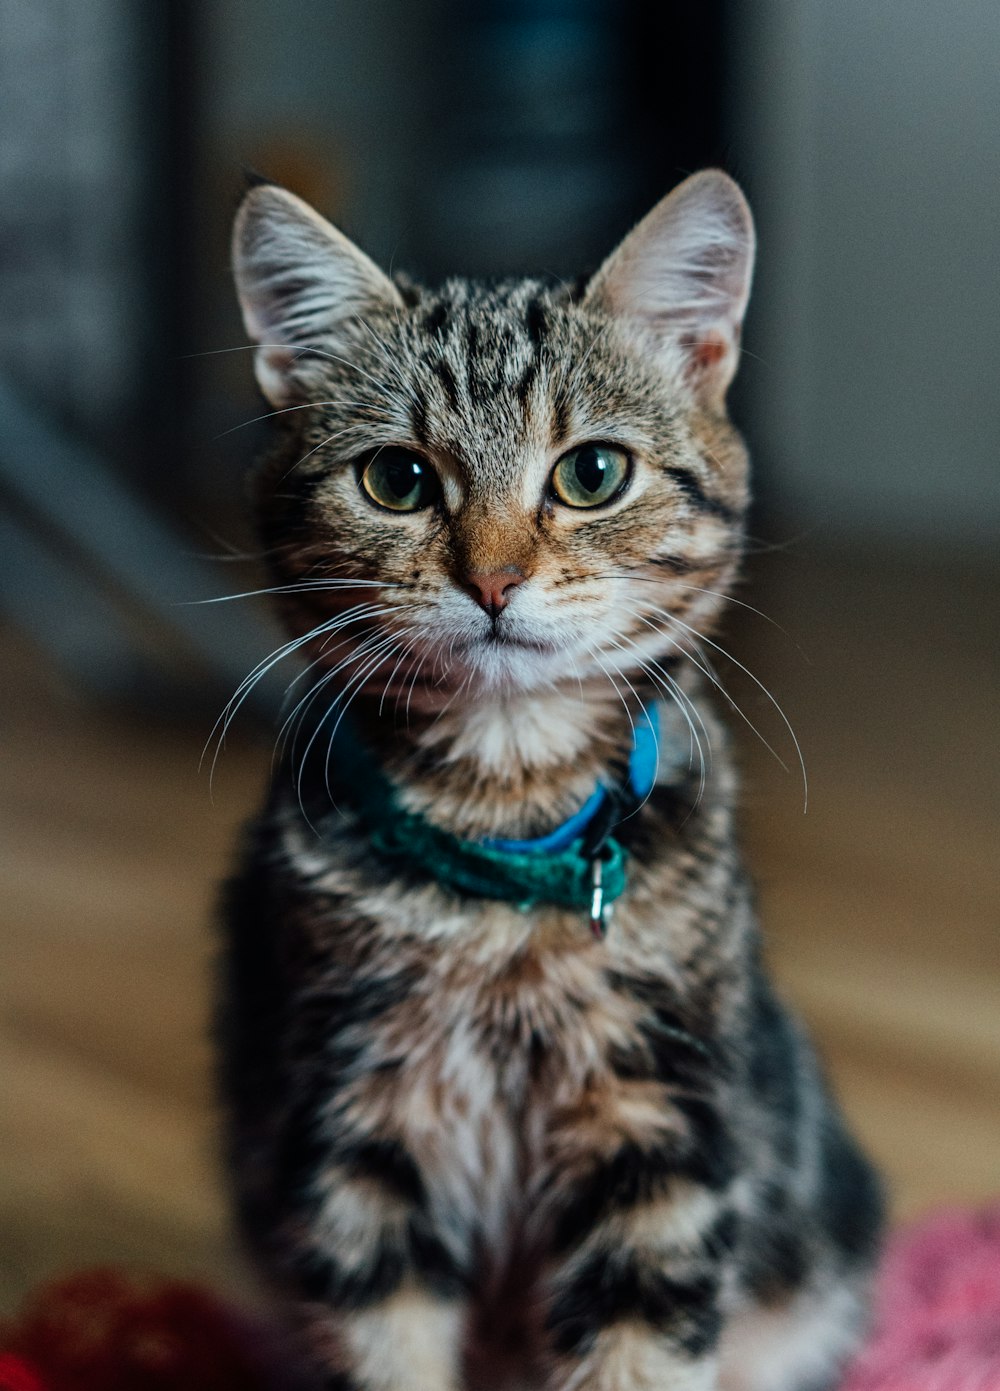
[200,0,432,265]
[731,0,1000,549]
[0,0,167,462]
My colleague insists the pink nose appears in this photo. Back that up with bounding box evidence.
[463,568,526,618]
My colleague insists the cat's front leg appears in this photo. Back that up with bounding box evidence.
[541,1112,736,1391]
[292,1284,466,1391]
[260,1134,469,1391]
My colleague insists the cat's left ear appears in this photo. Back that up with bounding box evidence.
[232,181,403,406]
[584,170,755,411]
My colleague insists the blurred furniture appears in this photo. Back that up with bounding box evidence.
[0,377,273,710]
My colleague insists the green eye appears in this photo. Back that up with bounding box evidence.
[360,449,440,512]
[550,443,631,509]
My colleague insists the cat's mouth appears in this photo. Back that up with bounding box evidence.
[476,629,556,654]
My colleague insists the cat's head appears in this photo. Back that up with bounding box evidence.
[231,171,754,708]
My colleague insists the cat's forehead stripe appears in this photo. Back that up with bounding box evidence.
[404,292,564,450]
[430,359,460,413]
[392,284,615,462]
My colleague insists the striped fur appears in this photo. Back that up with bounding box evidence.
[219,172,883,1391]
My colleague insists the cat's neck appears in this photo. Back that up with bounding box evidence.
[351,674,673,842]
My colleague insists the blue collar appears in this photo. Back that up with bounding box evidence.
[481,704,660,855]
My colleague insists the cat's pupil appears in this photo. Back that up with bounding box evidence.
[574,446,605,494]
[385,456,422,499]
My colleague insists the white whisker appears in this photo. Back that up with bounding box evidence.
[603,631,709,809]
[319,637,404,806]
[214,396,375,440]
[634,602,808,810]
[185,340,392,392]
[291,632,403,822]
[204,600,406,783]
[277,625,401,768]
[188,578,392,605]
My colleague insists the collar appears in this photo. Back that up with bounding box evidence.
[313,705,660,938]
[480,704,659,856]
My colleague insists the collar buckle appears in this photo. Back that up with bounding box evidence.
[589,855,611,939]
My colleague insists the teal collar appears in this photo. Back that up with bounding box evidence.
[317,706,659,937]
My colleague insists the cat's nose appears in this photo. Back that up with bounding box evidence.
[463,568,526,618]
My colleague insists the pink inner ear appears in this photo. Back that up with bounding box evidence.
[685,333,728,375]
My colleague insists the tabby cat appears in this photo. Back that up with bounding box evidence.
[219,169,883,1391]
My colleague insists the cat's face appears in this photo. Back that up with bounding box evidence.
[232,173,754,705]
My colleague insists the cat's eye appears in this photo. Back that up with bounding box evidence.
[360,449,440,513]
[550,444,631,509]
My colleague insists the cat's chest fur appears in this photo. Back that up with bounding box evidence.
[277,795,745,1265]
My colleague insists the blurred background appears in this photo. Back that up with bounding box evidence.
[1,0,997,1312]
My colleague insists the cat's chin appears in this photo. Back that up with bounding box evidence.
[466,632,558,656]
[391,639,578,710]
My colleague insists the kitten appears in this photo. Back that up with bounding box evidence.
[218,170,883,1391]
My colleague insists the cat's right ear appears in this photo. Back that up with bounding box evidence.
[231,183,403,406]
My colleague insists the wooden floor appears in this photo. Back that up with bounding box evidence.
[2,544,997,1315]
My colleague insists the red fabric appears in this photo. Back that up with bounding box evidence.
[2,1206,999,1390]
[0,1270,271,1391]
[0,1353,48,1391]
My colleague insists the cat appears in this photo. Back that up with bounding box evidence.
[218,168,884,1391]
